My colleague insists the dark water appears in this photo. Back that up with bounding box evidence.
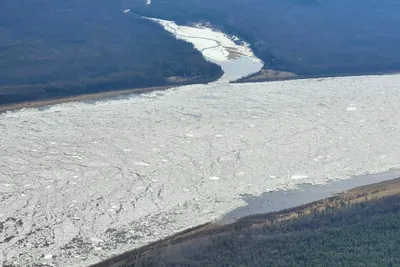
[225,169,400,220]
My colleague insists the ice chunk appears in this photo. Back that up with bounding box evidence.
[133,161,150,166]
[291,175,309,180]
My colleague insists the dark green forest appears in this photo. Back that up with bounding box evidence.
[131,0,400,78]
[127,195,400,267]
[0,0,223,105]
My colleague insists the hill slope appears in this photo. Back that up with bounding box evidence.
[0,0,223,105]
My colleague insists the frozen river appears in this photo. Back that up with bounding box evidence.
[1,74,400,266]
[148,17,264,82]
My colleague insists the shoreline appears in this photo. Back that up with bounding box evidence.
[233,69,400,84]
[1,71,399,114]
[0,85,175,114]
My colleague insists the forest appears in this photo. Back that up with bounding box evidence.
[131,0,400,79]
[117,193,400,267]
[0,0,223,105]
[92,178,400,267]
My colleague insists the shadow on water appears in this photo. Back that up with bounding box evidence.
[225,169,400,220]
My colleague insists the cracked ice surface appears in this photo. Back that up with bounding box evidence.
[1,74,400,266]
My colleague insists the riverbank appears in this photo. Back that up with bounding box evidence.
[233,68,400,84]
[0,85,176,114]
[91,175,400,267]
[2,69,399,115]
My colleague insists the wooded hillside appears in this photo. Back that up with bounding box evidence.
[0,0,223,105]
